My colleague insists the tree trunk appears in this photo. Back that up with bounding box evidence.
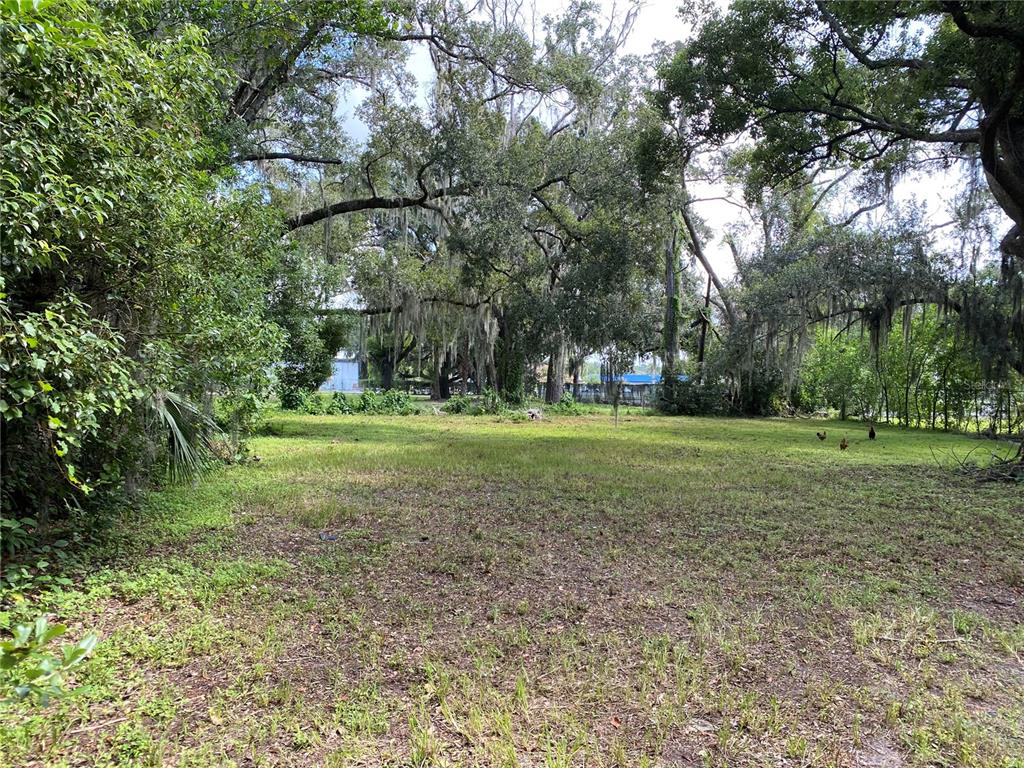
[545,339,566,404]
[381,358,394,391]
[663,223,680,372]
[459,354,470,396]
[439,355,452,400]
[696,273,712,384]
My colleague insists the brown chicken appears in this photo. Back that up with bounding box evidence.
[868,424,876,440]
[839,437,849,450]
[816,430,827,441]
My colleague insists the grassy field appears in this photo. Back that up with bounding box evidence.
[2,413,1022,767]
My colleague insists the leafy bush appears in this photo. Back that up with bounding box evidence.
[278,385,307,411]
[327,392,354,414]
[300,392,328,415]
[357,390,416,415]
[442,394,473,414]
[280,389,416,416]
[1,0,283,534]
[657,380,735,416]
[277,389,330,415]
[0,617,98,706]
[479,388,509,415]
[1,296,140,499]
[547,392,582,415]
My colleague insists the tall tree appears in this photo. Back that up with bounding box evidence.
[659,0,1024,373]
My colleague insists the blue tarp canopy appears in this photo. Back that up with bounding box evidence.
[599,373,687,385]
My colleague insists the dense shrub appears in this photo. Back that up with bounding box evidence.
[357,390,416,415]
[547,392,582,415]
[657,380,735,416]
[0,0,282,542]
[442,394,473,414]
[479,388,510,415]
[281,389,416,416]
[327,392,354,415]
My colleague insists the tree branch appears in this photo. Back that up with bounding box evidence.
[815,2,929,71]
[941,1,1024,48]
[233,151,348,165]
[680,205,736,325]
[285,185,469,231]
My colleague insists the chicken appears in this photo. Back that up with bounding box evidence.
[816,430,827,441]
[868,424,876,440]
[839,437,849,450]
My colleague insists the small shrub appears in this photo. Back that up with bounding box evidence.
[356,390,416,415]
[0,617,98,705]
[479,388,508,415]
[327,392,353,415]
[548,392,582,415]
[300,392,328,415]
[278,385,306,411]
[1,517,36,560]
[442,394,472,414]
[657,380,734,416]
[283,389,417,416]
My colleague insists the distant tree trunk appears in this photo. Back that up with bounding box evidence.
[493,311,528,401]
[572,361,581,400]
[381,358,395,391]
[696,273,712,384]
[663,224,680,372]
[459,354,470,396]
[545,337,566,404]
[486,356,498,392]
[439,355,452,400]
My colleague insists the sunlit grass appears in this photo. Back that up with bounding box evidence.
[2,413,1021,767]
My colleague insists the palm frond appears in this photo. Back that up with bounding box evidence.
[145,390,222,482]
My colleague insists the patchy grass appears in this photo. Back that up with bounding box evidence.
[2,414,1022,767]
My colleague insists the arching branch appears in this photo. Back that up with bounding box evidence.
[285,185,469,231]
[233,152,348,165]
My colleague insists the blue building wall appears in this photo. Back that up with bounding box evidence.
[320,359,362,392]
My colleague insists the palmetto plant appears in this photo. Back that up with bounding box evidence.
[145,391,221,482]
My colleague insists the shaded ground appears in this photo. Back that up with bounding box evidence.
[2,414,1022,767]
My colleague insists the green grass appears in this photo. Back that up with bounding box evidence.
[2,414,1022,767]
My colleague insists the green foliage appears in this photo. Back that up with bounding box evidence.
[356,390,416,416]
[0,296,139,496]
[270,252,353,397]
[0,617,97,706]
[442,394,473,414]
[800,328,879,419]
[327,392,354,415]
[798,309,1023,431]
[657,380,734,417]
[478,388,510,415]
[279,389,416,416]
[278,386,308,412]
[146,392,220,483]
[0,518,35,561]
[547,392,582,416]
[0,0,283,538]
[661,0,1024,376]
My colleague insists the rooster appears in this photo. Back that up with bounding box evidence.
[868,424,876,440]
[816,430,827,441]
[839,437,849,450]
